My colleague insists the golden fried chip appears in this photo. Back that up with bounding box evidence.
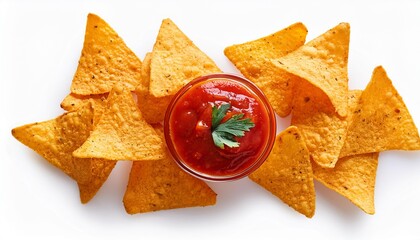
[292,81,361,168]
[275,23,350,117]
[249,126,315,218]
[60,93,108,125]
[12,104,94,183]
[73,84,166,161]
[70,13,142,95]
[224,23,307,117]
[135,52,172,124]
[12,103,115,203]
[78,158,116,203]
[312,153,379,214]
[347,90,362,110]
[60,93,108,112]
[136,52,153,93]
[149,18,220,97]
[123,125,217,214]
[340,66,420,157]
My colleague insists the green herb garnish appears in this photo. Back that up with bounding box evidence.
[211,103,255,149]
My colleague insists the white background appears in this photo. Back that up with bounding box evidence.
[1,0,420,239]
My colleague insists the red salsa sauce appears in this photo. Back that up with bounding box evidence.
[166,75,274,180]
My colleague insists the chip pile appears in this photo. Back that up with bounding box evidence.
[12,14,420,217]
[226,22,420,217]
[12,14,217,212]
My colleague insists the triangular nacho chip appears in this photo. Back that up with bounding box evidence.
[135,52,172,124]
[224,22,307,117]
[12,103,95,183]
[70,13,142,95]
[275,23,350,117]
[60,93,108,125]
[60,93,108,112]
[123,125,217,214]
[78,158,116,203]
[249,126,315,218]
[340,66,420,157]
[149,18,220,97]
[73,84,166,161]
[12,103,115,203]
[312,153,379,214]
[225,22,307,72]
[136,52,153,93]
[292,82,361,168]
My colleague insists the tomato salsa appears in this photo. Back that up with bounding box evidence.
[164,74,276,181]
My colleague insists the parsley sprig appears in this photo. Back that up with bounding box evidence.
[211,103,255,149]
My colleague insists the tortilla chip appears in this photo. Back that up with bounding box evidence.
[275,23,350,117]
[149,18,220,98]
[60,93,108,111]
[70,13,142,95]
[312,153,379,214]
[224,23,307,117]
[135,52,172,124]
[136,52,153,93]
[249,126,315,218]
[12,103,115,203]
[292,81,361,168]
[123,125,217,214]
[73,84,166,161]
[60,93,108,125]
[78,158,116,203]
[340,66,420,157]
[347,90,362,110]
[12,103,94,183]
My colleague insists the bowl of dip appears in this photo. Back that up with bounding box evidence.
[164,73,276,181]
